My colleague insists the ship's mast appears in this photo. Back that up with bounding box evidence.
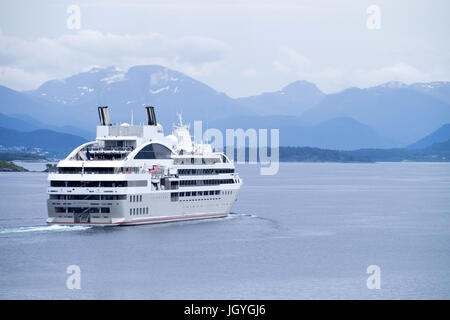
[177,112,183,127]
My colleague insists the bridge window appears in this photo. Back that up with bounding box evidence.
[134,143,173,159]
[50,181,66,187]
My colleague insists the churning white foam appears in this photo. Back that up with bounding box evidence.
[0,224,92,234]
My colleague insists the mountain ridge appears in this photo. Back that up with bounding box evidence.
[407,123,450,149]
[299,85,450,145]
[0,126,87,157]
[236,80,325,116]
[30,65,250,131]
[1,65,450,150]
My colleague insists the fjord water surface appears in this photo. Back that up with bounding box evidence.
[0,162,449,299]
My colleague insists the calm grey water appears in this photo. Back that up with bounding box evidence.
[0,162,449,299]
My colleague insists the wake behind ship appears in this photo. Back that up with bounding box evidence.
[46,106,242,226]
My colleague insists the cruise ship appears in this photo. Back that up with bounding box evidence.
[46,106,242,226]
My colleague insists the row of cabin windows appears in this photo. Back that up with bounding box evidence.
[178,190,221,197]
[178,168,234,175]
[173,157,222,165]
[57,167,140,174]
[51,181,127,187]
[50,194,126,200]
[50,180,147,187]
[179,179,235,186]
[54,207,110,213]
[57,167,235,176]
[57,167,234,175]
[51,191,232,202]
[130,207,148,216]
[130,195,143,202]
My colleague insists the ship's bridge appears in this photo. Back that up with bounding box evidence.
[67,106,166,161]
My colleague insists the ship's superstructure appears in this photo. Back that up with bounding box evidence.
[46,106,242,226]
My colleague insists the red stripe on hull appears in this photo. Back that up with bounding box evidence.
[46,213,227,226]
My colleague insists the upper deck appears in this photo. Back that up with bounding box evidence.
[63,106,231,167]
[67,106,165,161]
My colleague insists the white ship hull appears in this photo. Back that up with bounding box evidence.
[46,107,242,227]
[47,180,239,226]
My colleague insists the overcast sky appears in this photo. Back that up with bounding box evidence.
[0,0,449,97]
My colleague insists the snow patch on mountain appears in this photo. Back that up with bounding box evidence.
[150,70,170,86]
[78,86,94,92]
[378,81,407,88]
[149,86,170,94]
[101,73,125,84]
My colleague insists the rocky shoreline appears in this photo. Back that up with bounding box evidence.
[0,160,29,172]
